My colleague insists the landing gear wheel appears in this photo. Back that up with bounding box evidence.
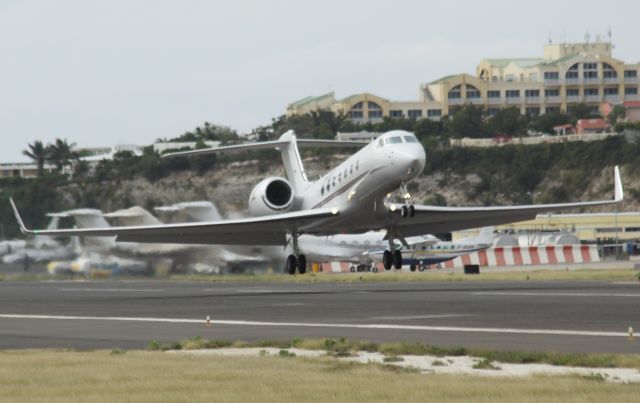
[418,265,426,272]
[409,205,415,217]
[298,255,307,274]
[410,265,416,272]
[372,267,378,273]
[350,266,356,273]
[383,250,392,271]
[393,250,402,269]
[401,205,409,218]
[286,255,296,275]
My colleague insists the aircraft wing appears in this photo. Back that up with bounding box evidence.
[10,200,339,246]
[388,166,624,237]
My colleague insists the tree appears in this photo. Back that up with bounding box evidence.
[528,112,570,135]
[47,138,77,172]
[22,140,50,176]
[447,105,486,138]
[607,105,627,126]
[487,108,529,136]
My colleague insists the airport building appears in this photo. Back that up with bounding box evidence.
[287,39,640,123]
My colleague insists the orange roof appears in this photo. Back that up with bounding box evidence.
[577,119,607,129]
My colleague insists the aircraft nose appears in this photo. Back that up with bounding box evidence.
[399,146,426,179]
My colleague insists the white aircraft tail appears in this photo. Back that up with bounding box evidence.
[103,206,162,226]
[464,226,495,245]
[155,201,223,222]
[63,209,115,249]
[276,130,308,192]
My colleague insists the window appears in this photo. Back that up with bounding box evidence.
[566,64,579,79]
[583,63,598,79]
[368,101,381,110]
[544,72,559,80]
[368,110,382,118]
[505,90,520,98]
[349,110,363,118]
[407,109,422,118]
[566,88,579,96]
[466,85,481,98]
[604,87,618,95]
[584,70,598,79]
[585,88,599,96]
[389,110,403,118]
[487,90,501,98]
[545,89,560,97]
[603,63,617,78]
[427,109,442,118]
[624,70,638,78]
[625,87,638,95]
[321,186,324,196]
[525,90,540,98]
[526,107,540,116]
[403,136,419,143]
[351,102,363,110]
[583,62,597,70]
[385,136,403,145]
[448,85,462,99]
[545,106,560,114]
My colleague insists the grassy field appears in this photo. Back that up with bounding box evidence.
[173,267,640,284]
[0,350,639,403]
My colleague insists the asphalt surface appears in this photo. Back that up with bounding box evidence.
[0,279,639,353]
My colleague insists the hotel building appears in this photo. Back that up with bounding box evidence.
[286,40,640,123]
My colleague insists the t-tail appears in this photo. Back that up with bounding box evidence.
[275,130,308,192]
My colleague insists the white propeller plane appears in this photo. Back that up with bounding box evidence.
[11,129,624,275]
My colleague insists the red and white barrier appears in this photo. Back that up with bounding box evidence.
[318,245,600,273]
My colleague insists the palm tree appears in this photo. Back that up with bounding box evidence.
[47,138,78,172]
[22,140,50,176]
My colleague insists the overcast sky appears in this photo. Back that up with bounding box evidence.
[1,0,639,161]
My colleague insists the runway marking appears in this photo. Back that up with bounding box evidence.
[0,314,630,338]
[472,292,640,298]
[58,288,164,293]
[369,314,472,321]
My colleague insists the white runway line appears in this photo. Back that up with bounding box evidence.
[58,288,164,293]
[472,292,640,298]
[369,314,472,320]
[0,314,630,338]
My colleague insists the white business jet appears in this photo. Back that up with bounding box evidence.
[10,130,624,275]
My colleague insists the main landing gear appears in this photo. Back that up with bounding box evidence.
[285,232,307,275]
[382,245,403,271]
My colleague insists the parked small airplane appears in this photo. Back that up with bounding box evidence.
[11,130,624,275]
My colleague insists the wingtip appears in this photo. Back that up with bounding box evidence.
[9,197,29,234]
[614,165,624,202]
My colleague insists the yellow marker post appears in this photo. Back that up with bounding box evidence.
[629,327,635,341]
[205,315,212,328]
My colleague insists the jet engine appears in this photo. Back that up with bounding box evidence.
[248,177,295,216]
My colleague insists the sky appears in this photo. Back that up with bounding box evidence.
[1,0,639,161]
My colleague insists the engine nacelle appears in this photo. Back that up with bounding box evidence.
[248,177,295,216]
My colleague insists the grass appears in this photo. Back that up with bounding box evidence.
[473,358,501,370]
[0,350,638,403]
[153,337,640,370]
[171,267,638,284]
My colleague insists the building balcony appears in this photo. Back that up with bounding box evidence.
[604,77,619,84]
[487,98,502,105]
[467,97,483,105]
[624,77,639,84]
[505,97,522,105]
[544,96,562,104]
[583,78,600,85]
[585,95,601,103]
[604,95,620,102]
[625,94,640,101]
[566,78,581,85]
[448,98,464,105]
[525,97,541,104]
[544,79,561,86]
[566,95,582,103]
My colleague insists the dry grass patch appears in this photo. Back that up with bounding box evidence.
[0,350,639,403]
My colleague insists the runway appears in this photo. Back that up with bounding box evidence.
[0,279,639,353]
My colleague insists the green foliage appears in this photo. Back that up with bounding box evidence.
[528,112,570,134]
[487,107,529,136]
[608,105,627,125]
[162,121,239,144]
[447,105,486,138]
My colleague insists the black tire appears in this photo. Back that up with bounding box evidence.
[372,267,378,273]
[409,205,415,217]
[410,265,416,272]
[350,266,356,272]
[418,265,426,272]
[401,205,409,218]
[298,255,307,274]
[393,250,402,269]
[286,255,297,275]
[382,250,392,270]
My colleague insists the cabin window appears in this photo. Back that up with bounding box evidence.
[404,136,419,143]
[385,136,403,145]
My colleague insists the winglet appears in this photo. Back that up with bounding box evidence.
[614,165,624,202]
[9,198,31,234]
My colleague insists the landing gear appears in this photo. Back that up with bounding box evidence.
[400,204,415,218]
[285,232,307,275]
[410,264,416,272]
[356,264,371,272]
[383,250,393,271]
[393,250,402,269]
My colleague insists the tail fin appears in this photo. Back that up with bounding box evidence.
[277,130,308,191]
[475,226,495,244]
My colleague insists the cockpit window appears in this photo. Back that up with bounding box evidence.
[404,136,419,143]
[384,136,403,145]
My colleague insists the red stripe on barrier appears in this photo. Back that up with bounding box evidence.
[461,254,471,266]
[512,247,523,265]
[562,246,574,263]
[546,246,558,264]
[529,247,540,265]
[477,250,488,267]
[580,245,591,263]
[495,248,506,266]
